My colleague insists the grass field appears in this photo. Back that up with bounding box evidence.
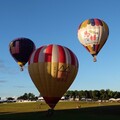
[0,101,120,120]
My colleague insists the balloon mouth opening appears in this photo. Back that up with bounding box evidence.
[43,97,61,109]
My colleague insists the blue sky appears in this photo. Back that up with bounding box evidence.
[0,0,120,98]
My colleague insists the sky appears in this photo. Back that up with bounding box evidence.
[0,0,120,98]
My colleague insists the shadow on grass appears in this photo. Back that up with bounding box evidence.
[0,105,120,120]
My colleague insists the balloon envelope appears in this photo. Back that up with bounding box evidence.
[9,37,36,70]
[28,44,79,109]
[78,18,109,62]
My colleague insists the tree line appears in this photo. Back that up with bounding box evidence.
[2,89,120,102]
[65,89,120,101]
[17,89,120,101]
[17,93,38,101]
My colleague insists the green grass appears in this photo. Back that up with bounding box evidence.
[0,101,120,120]
[0,102,49,113]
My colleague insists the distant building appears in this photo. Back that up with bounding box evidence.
[109,98,120,102]
[61,96,65,100]
[38,97,44,101]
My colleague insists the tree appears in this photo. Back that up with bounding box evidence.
[23,93,29,100]
[65,90,72,98]
[88,90,93,99]
[17,93,36,101]
[78,90,86,100]
[64,89,120,101]
[7,97,14,100]
[92,90,100,101]
[113,91,120,98]
[84,90,92,98]
[106,89,113,98]
[100,89,105,101]
[78,90,83,100]
[28,93,35,101]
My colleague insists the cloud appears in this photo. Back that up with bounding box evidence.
[14,85,25,88]
[0,80,7,83]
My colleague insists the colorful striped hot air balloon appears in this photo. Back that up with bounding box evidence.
[28,44,79,109]
[9,37,36,71]
[78,18,109,62]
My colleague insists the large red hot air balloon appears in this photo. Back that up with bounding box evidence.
[28,44,79,109]
[9,37,36,71]
[78,18,109,62]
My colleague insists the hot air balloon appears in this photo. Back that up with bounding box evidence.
[9,37,36,71]
[28,44,79,110]
[77,18,109,62]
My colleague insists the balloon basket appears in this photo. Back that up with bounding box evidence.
[46,109,54,117]
[20,67,24,71]
[93,56,97,62]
